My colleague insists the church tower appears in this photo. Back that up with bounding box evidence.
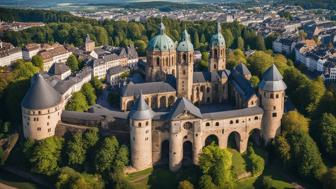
[129,93,154,170]
[259,65,287,143]
[146,22,176,81]
[85,34,95,52]
[209,22,226,72]
[176,29,194,100]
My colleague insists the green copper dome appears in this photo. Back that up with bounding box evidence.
[148,22,176,52]
[177,29,194,52]
[210,22,226,48]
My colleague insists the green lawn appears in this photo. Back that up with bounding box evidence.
[126,148,296,189]
[0,170,38,189]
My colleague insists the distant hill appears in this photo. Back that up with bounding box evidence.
[279,0,336,10]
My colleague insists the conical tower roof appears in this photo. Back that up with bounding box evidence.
[259,64,287,91]
[22,73,62,109]
[130,93,154,120]
[168,97,202,120]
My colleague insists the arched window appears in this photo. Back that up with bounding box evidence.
[206,122,210,127]
[183,54,187,62]
[183,70,186,75]
[214,49,218,58]
[156,57,160,66]
[215,122,219,126]
[138,122,142,127]
[166,57,169,66]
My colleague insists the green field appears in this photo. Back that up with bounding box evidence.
[126,148,295,189]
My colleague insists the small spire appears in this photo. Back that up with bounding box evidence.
[217,22,222,33]
[159,22,165,35]
[181,29,190,41]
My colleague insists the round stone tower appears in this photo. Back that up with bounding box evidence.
[129,93,154,170]
[258,64,287,143]
[209,22,226,72]
[146,22,176,81]
[21,73,63,140]
[176,29,194,100]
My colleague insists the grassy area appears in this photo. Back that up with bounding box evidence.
[228,148,247,177]
[0,170,38,189]
[126,165,201,189]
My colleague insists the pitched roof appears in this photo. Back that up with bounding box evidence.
[234,63,251,76]
[121,82,175,97]
[259,64,287,91]
[22,73,62,109]
[130,93,154,120]
[202,106,264,120]
[168,98,202,120]
[193,71,229,83]
[230,69,256,100]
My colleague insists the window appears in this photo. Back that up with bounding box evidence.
[146,121,149,126]
[207,87,210,93]
[206,122,210,127]
[37,127,41,131]
[183,70,186,75]
[215,122,219,126]
[146,130,149,134]
[276,94,279,99]
[48,128,51,132]
[230,120,233,124]
[236,119,239,123]
[272,113,277,117]
[47,122,49,126]
[145,137,149,141]
[156,57,160,66]
[254,116,258,120]
[138,123,142,127]
[48,116,50,119]
[273,106,276,110]
[222,129,224,134]
[183,122,193,130]
[38,111,41,114]
[270,93,274,99]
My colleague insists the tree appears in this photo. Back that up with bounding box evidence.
[237,36,244,50]
[257,176,273,189]
[94,26,109,45]
[91,77,103,96]
[66,54,79,73]
[66,133,86,167]
[31,55,43,70]
[323,167,336,189]
[223,29,234,48]
[287,131,327,180]
[255,34,266,50]
[81,83,97,106]
[247,51,273,77]
[83,128,99,150]
[200,33,206,44]
[199,175,216,189]
[94,136,119,173]
[227,49,247,70]
[317,113,336,159]
[199,144,233,188]
[134,40,147,56]
[282,111,309,134]
[65,92,89,112]
[56,167,104,189]
[274,135,291,164]
[193,31,200,49]
[30,137,63,176]
[245,146,265,176]
[178,180,194,189]
[250,76,260,88]
[113,145,129,172]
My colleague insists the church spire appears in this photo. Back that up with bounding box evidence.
[217,22,222,34]
[159,22,165,35]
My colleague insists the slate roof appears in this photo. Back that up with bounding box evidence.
[168,97,202,120]
[193,71,229,83]
[230,69,256,100]
[130,93,154,120]
[49,63,70,75]
[202,106,264,120]
[107,65,129,75]
[234,63,251,76]
[259,64,287,92]
[121,81,175,97]
[22,74,62,109]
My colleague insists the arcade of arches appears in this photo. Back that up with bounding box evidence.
[121,93,176,111]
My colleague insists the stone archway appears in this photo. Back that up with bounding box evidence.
[161,140,169,164]
[159,96,167,109]
[205,134,219,146]
[126,100,134,111]
[182,140,193,166]
[227,131,241,151]
[248,128,262,146]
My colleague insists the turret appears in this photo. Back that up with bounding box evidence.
[21,74,63,140]
[258,65,287,143]
[176,29,194,100]
[146,22,176,81]
[129,93,154,170]
[85,34,95,52]
[209,22,226,72]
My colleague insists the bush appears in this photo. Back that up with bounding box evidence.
[245,146,265,176]
[178,180,194,189]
